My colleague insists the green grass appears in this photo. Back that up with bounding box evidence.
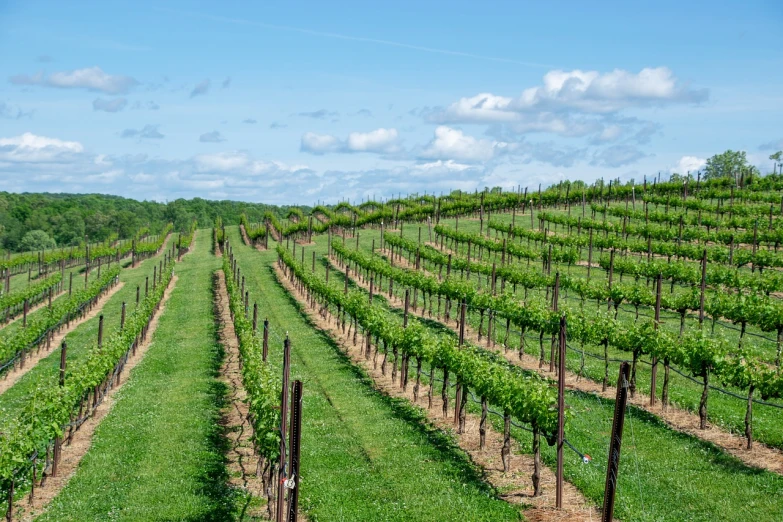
[0,240,171,425]
[38,230,234,521]
[227,227,523,522]
[314,228,783,522]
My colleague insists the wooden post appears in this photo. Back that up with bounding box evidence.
[651,273,661,407]
[98,314,104,348]
[121,302,126,330]
[602,362,630,522]
[23,299,28,327]
[698,249,707,325]
[253,303,258,333]
[53,341,67,478]
[263,319,269,361]
[587,228,594,280]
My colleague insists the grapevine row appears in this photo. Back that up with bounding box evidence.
[332,239,783,446]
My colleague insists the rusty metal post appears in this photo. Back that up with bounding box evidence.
[276,336,291,522]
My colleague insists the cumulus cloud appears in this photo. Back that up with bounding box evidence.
[10,66,139,94]
[433,67,707,123]
[296,109,339,120]
[0,132,83,163]
[199,130,226,143]
[190,79,210,98]
[420,126,505,162]
[93,97,128,113]
[301,132,342,154]
[347,128,399,152]
[192,151,308,176]
[301,128,400,155]
[120,124,164,139]
[590,144,648,168]
[671,155,707,174]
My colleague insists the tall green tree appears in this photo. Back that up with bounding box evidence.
[20,230,56,251]
[703,150,751,180]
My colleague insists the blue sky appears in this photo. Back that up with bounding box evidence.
[1,0,782,204]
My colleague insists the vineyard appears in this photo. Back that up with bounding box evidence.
[0,178,782,521]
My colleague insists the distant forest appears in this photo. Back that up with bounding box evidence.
[0,192,305,253]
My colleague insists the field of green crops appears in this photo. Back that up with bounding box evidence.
[1,181,782,521]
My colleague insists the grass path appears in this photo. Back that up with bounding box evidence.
[38,230,233,521]
[227,227,523,521]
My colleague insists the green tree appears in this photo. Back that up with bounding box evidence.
[19,230,56,251]
[703,150,750,181]
[770,151,782,171]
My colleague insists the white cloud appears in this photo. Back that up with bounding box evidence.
[671,155,706,174]
[10,67,139,94]
[301,132,342,154]
[0,132,83,163]
[301,128,399,154]
[429,67,708,141]
[193,151,308,176]
[346,128,399,153]
[93,97,128,112]
[414,159,473,172]
[420,126,504,162]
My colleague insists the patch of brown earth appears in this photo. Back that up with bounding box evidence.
[213,270,266,518]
